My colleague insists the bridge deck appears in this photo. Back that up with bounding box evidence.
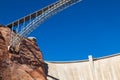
[6,1,58,28]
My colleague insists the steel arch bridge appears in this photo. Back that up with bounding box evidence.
[6,0,81,50]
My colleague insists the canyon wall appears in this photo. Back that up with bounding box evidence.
[0,26,47,80]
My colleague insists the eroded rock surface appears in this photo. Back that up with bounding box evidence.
[0,26,46,80]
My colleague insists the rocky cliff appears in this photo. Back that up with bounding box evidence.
[0,25,47,80]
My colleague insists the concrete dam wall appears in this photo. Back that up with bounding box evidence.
[45,54,120,80]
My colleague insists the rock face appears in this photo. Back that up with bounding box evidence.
[0,26,47,80]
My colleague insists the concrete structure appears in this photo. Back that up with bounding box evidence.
[46,54,120,80]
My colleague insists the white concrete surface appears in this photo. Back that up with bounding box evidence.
[46,54,120,80]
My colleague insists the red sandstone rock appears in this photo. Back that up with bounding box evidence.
[0,26,47,80]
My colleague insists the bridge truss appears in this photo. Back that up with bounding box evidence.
[7,0,81,50]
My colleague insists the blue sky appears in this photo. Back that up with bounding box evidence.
[0,0,120,61]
